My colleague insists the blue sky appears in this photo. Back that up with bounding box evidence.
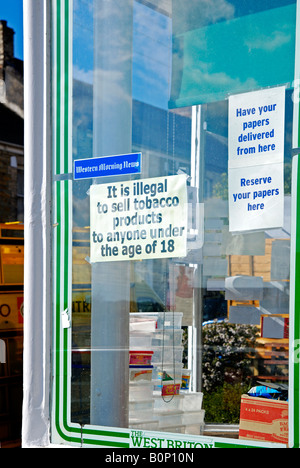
[1,0,170,109]
[0,0,23,60]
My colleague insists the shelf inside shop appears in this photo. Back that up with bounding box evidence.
[129,399,154,414]
[128,311,205,434]
[151,345,184,365]
[129,417,159,431]
[130,312,183,330]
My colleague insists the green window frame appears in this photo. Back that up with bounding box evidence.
[50,0,300,448]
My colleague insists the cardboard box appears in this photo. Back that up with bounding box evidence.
[239,395,288,444]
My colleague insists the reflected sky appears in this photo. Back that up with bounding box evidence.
[73,0,172,109]
[73,0,297,109]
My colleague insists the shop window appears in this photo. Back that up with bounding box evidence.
[52,0,298,448]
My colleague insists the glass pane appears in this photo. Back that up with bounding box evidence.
[69,0,294,445]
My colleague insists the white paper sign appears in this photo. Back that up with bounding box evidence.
[229,86,285,169]
[90,175,187,262]
[229,163,284,232]
[228,87,285,232]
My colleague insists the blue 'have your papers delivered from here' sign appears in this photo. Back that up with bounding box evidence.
[74,153,142,180]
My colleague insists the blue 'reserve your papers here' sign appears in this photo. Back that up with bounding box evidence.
[74,153,142,180]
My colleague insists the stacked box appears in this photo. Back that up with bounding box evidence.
[129,312,205,435]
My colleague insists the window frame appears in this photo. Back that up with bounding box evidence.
[49,0,300,449]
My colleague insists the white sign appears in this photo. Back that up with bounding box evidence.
[228,86,285,169]
[90,175,187,262]
[228,87,285,232]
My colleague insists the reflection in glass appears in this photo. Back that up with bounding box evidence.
[171,0,297,107]
[70,0,293,443]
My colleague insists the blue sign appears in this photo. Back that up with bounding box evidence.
[74,153,142,180]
